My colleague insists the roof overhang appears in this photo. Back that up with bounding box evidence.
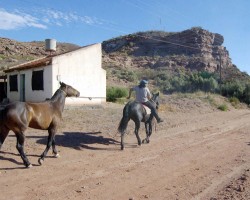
[4,56,53,73]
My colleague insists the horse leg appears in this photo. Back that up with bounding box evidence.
[38,127,56,165]
[15,131,32,168]
[121,132,125,150]
[142,122,150,144]
[52,136,60,157]
[0,126,10,149]
[147,120,153,143]
[48,125,59,157]
[134,121,141,146]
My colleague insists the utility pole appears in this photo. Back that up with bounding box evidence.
[219,52,222,94]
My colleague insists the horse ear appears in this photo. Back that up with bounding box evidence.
[60,82,66,87]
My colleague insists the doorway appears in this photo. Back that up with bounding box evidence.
[20,74,25,102]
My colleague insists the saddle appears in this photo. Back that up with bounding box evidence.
[134,101,151,115]
[142,104,151,115]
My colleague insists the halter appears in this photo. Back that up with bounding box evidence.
[60,89,67,96]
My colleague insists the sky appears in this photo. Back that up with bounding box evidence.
[0,0,249,75]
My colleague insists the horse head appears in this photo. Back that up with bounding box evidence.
[59,82,80,97]
[151,92,160,109]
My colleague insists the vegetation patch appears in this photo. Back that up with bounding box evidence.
[217,104,228,111]
[106,86,128,103]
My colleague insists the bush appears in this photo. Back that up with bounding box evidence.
[106,87,128,102]
[229,97,240,108]
[157,71,219,94]
[217,104,228,111]
[243,83,250,105]
[118,70,138,82]
[221,81,250,105]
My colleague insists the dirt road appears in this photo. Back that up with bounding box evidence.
[0,102,250,200]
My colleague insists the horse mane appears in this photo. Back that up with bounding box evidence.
[50,89,65,102]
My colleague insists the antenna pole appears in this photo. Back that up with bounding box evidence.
[219,52,222,94]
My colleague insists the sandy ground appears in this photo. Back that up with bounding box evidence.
[0,100,250,200]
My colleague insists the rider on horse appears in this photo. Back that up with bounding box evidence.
[127,79,163,123]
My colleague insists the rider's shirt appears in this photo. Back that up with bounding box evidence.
[132,86,151,103]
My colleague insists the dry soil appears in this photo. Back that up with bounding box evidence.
[0,100,250,200]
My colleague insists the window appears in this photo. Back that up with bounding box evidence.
[32,70,44,90]
[9,74,18,91]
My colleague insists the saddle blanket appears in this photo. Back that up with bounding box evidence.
[142,104,151,115]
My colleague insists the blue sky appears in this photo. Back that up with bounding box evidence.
[0,0,249,75]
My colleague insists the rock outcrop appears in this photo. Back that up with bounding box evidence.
[102,27,232,73]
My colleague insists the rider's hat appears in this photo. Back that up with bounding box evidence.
[140,79,148,86]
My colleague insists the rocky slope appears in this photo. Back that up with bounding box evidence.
[0,27,249,83]
[0,38,79,70]
[103,27,230,70]
[102,27,248,82]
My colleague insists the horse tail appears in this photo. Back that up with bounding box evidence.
[0,107,10,148]
[118,102,131,134]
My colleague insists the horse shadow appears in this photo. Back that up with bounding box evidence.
[33,131,120,151]
[0,151,28,170]
[0,132,119,170]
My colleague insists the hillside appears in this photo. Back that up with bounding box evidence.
[0,38,79,71]
[0,27,249,85]
[102,27,249,86]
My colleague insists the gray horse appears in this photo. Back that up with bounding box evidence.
[118,92,160,150]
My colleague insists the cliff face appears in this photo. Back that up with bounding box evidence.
[102,27,232,73]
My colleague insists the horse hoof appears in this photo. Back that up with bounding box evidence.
[142,139,149,144]
[54,153,60,158]
[26,164,33,168]
[38,158,44,165]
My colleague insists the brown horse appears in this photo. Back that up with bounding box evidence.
[0,82,80,168]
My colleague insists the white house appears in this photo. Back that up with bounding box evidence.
[4,43,106,105]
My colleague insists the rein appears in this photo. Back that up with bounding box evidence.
[150,98,156,104]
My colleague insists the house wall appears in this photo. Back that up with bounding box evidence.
[6,43,106,105]
[7,66,53,102]
[51,43,106,105]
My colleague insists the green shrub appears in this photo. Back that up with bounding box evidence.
[217,104,228,111]
[204,94,217,107]
[220,80,250,105]
[106,87,128,102]
[157,71,219,94]
[117,70,138,82]
[221,81,245,98]
[243,83,250,105]
[229,97,240,108]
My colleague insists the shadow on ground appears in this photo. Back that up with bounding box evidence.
[32,131,120,150]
